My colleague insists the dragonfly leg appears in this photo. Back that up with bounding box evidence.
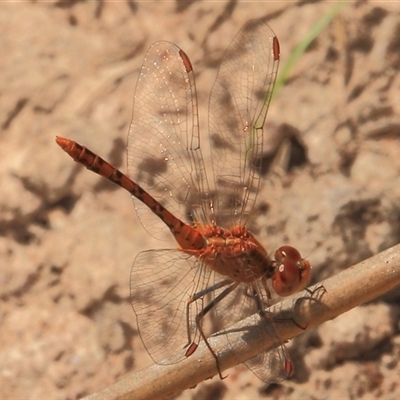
[249,284,268,319]
[253,280,293,378]
[184,278,233,350]
[186,281,239,380]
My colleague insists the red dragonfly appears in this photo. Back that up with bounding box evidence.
[56,19,311,382]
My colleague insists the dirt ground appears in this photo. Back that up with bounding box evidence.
[1,1,400,399]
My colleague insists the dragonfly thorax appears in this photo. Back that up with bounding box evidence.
[199,225,275,284]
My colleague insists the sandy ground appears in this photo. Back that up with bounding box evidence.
[1,1,400,399]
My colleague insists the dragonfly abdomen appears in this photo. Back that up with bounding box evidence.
[56,136,206,251]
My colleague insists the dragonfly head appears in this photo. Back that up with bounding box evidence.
[271,246,311,297]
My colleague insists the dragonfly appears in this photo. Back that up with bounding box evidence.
[56,19,311,383]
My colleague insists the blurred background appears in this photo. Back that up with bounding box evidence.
[1,1,399,399]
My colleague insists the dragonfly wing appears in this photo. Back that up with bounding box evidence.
[128,42,213,240]
[208,20,279,228]
[131,249,213,364]
[212,280,288,382]
[244,343,289,383]
[209,267,272,332]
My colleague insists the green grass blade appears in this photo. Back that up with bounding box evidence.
[273,0,349,97]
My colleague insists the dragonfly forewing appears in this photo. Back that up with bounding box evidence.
[208,20,280,229]
[128,42,213,241]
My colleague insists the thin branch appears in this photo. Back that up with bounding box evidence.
[83,243,400,400]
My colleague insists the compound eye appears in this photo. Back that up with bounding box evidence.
[272,246,311,296]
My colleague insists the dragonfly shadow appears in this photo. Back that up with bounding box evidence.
[291,285,328,330]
